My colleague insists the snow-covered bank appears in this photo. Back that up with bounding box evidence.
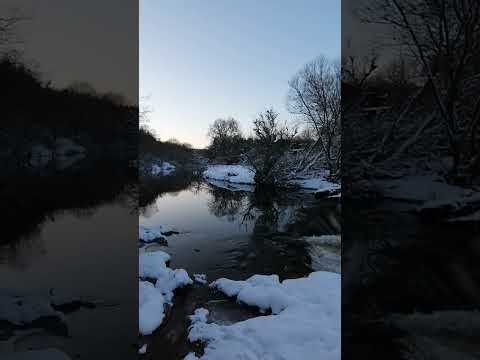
[29,138,86,169]
[203,165,255,185]
[139,249,192,335]
[151,161,176,176]
[139,225,177,243]
[203,164,340,193]
[373,175,480,219]
[374,175,475,204]
[185,271,340,360]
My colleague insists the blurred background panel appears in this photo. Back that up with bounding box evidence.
[0,1,138,359]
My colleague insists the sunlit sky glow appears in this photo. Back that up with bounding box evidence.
[140,0,340,148]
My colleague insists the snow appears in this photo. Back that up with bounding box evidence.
[138,249,193,335]
[189,308,209,324]
[151,161,176,176]
[139,225,173,243]
[205,178,255,192]
[185,271,340,360]
[374,175,475,204]
[203,165,255,184]
[29,138,86,169]
[138,344,147,355]
[0,295,64,326]
[304,235,341,273]
[193,274,208,284]
[448,209,480,222]
[139,251,171,279]
[204,164,341,193]
[293,177,340,192]
[304,235,341,246]
[139,280,167,335]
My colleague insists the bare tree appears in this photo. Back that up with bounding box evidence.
[245,108,297,186]
[207,117,243,162]
[287,56,341,179]
[360,0,480,178]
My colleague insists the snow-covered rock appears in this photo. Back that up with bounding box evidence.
[185,271,340,360]
[193,274,208,284]
[139,225,173,243]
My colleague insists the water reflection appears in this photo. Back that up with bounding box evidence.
[0,164,137,359]
[139,176,341,360]
[141,178,341,280]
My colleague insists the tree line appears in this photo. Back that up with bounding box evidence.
[343,0,480,186]
[206,55,341,186]
[0,53,137,173]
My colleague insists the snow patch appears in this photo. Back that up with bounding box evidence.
[193,274,208,284]
[203,165,255,185]
[138,344,147,355]
[185,271,340,360]
[0,295,64,326]
[302,236,341,273]
[151,162,176,176]
[139,225,174,243]
[138,249,193,335]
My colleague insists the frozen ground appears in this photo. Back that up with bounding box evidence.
[139,249,192,336]
[185,271,340,360]
[203,164,340,193]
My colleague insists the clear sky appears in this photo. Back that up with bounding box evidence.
[140,0,340,148]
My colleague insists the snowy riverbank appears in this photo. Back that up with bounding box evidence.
[185,271,340,360]
[138,224,341,358]
[203,164,340,194]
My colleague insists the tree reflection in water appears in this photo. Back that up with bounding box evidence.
[205,183,341,278]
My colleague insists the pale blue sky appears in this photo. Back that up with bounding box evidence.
[140,0,340,148]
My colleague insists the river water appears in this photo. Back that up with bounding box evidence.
[139,177,341,359]
[0,166,138,359]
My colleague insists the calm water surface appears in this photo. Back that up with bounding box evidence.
[139,179,341,359]
[0,171,137,359]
